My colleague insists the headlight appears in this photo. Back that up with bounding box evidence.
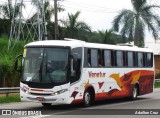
[20,86,29,93]
[52,89,68,96]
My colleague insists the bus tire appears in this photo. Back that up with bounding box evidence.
[131,86,138,100]
[42,103,52,107]
[83,90,93,107]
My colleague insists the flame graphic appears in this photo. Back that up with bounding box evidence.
[131,72,141,84]
[109,73,122,88]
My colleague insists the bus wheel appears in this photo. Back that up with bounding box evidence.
[131,86,138,100]
[83,90,92,107]
[42,103,52,107]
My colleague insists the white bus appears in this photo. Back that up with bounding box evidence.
[15,39,154,107]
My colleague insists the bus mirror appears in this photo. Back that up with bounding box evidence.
[14,54,23,72]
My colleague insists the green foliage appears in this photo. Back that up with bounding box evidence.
[0,19,10,36]
[98,30,116,44]
[0,94,20,103]
[0,37,24,87]
[154,82,160,88]
[63,11,91,40]
[0,0,23,20]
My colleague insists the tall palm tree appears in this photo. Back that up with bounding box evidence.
[112,0,160,47]
[64,11,91,39]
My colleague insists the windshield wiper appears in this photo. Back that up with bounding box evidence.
[29,69,40,82]
[45,61,54,84]
[30,58,43,82]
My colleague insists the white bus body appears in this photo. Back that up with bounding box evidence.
[17,39,154,106]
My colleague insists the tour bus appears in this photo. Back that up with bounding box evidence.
[15,38,154,107]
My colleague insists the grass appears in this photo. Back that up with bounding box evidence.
[0,37,25,87]
[0,93,21,103]
[154,82,160,88]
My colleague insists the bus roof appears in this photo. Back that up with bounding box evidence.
[84,42,153,52]
[24,40,83,48]
[25,39,153,53]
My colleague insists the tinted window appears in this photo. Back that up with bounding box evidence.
[91,49,98,67]
[104,50,111,67]
[23,48,69,83]
[70,47,82,83]
[146,53,153,67]
[138,52,143,67]
[127,52,133,67]
[116,51,123,67]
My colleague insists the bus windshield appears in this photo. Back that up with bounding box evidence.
[22,47,69,84]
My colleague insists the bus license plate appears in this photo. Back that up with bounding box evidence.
[36,97,45,101]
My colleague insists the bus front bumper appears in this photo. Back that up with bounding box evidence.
[20,90,71,105]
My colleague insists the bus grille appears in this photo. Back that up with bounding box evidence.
[27,97,57,101]
[30,92,52,96]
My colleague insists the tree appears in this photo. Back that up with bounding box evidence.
[29,0,65,39]
[98,29,116,44]
[63,11,91,39]
[0,1,24,36]
[112,0,160,47]
[0,0,23,21]
[31,0,65,23]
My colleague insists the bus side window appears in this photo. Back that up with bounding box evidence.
[70,47,82,83]
[104,50,111,67]
[116,51,123,67]
[146,53,153,67]
[138,52,143,67]
[127,52,134,67]
[91,49,98,67]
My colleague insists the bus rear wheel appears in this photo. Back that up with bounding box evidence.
[131,86,138,100]
[83,90,93,107]
[42,103,52,107]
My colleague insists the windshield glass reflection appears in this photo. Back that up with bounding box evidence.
[23,48,69,84]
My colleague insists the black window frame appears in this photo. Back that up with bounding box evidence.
[146,53,153,67]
